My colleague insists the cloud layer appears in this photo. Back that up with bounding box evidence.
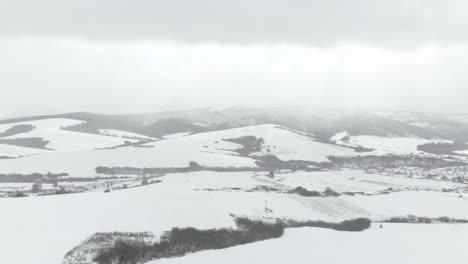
[1,1,468,115]
[1,0,468,46]
[1,38,467,115]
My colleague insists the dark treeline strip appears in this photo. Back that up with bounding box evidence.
[253,155,327,171]
[0,173,68,183]
[95,156,325,176]
[0,124,35,137]
[95,163,264,175]
[90,217,371,264]
[0,173,130,183]
[417,141,468,155]
[98,154,468,177]
[284,218,371,232]
[381,215,468,224]
[328,155,466,169]
[0,137,50,150]
[200,185,342,197]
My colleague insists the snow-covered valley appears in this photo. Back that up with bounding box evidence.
[0,112,467,264]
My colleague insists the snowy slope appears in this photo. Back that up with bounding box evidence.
[0,144,51,158]
[330,131,451,155]
[0,170,467,264]
[99,129,155,140]
[151,224,468,264]
[152,124,357,163]
[0,118,137,151]
[0,124,356,177]
[276,170,465,193]
[162,132,192,139]
[0,118,84,133]
[0,145,257,177]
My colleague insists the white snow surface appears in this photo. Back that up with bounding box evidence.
[0,144,51,157]
[99,129,155,140]
[409,122,431,128]
[0,124,356,177]
[0,118,135,151]
[155,124,356,163]
[454,150,468,155]
[0,118,84,133]
[276,169,465,193]
[332,132,451,155]
[0,171,468,264]
[329,131,350,143]
[162,132,192,139]
[151,224,468,264]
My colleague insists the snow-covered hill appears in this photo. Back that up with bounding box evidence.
[150,224,468,264]
[0,110,467,264]
[0,143,51,158]
[0,124,357,177]
[330,131,451,155]
[0,118,138,157]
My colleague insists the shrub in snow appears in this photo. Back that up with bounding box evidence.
[288,186,321,197]
[324,187,340,197]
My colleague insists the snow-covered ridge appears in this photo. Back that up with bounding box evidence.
[0,118,85,132]
[0,144,52,158]
[162,132,192,139]
[0,118,138,153]
[330,131,452,155]
[152,124,356,163]
[99,129,155,140]
[0,124,357,177]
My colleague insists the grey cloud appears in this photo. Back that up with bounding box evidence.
[1,38,468,115]
[1,0,468,46]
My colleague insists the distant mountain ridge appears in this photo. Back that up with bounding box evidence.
[2,108,468,142]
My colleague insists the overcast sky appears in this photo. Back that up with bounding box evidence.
[1,0,468,116]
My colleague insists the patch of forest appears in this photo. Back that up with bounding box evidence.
[222,135,265,156]
[64,217,371,264]
[417,141,468,155]
[0,172,68,183]
[0,124,35,137]
[0,137,50,149]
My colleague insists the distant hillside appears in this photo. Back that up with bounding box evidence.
[2,108,468,143]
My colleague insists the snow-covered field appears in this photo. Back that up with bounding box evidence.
[331,131,450,155]
[162,132,192,139]
[151,224,468,264]
[454,150,468,155]
[1,121,467,264]
[0,124,357,177]
[276,170,465,193]
[0,170,467,264]
[99,129,155,140]
[0,118,136,152]
[0,144,258,177]
[0,143,51,158]
[348,135,443,155]
[4,123,459,177]
[182,124,356,162]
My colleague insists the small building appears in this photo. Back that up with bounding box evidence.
[32,179,43,193]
